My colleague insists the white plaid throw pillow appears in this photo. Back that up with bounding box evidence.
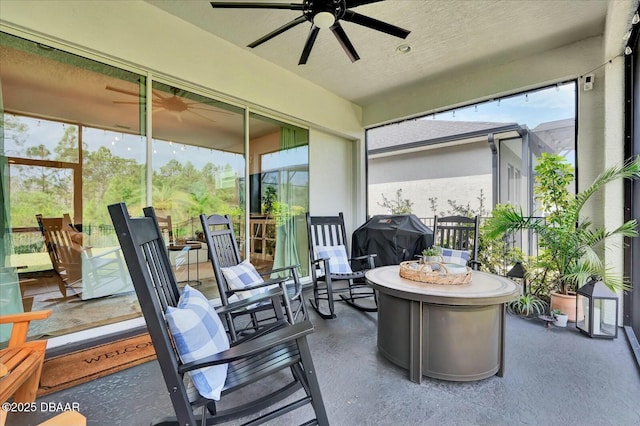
[165,285,230,400]
[314,245,353,274]
[439,247,470,266]
[221,259,271,300]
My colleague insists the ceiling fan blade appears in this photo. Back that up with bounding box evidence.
[331,23,360,63]
[346,0,385,8]
[248,15,307,48]
[299,26,320,65]
[210,2,304,11]
[342,10,410,39]
[105,85,144,98]
[189,109,218,123]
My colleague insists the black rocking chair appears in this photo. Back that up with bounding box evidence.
[432,215,481,270]
[109,203,328,426]
[306,212,377,319]
[200,213,307,341]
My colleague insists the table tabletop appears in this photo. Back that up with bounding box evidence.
[366,265,519,306]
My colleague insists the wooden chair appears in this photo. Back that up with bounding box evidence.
[36,214,129,298]
[200,214,306,340]
[0,309,52,426]
[108,203,328,426]
[155,214,174,245]
[306,212,377,319]
[432,215,481,270]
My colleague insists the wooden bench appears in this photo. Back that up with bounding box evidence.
[0,310,52,426]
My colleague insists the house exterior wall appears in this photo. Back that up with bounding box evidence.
[368,141,492,218]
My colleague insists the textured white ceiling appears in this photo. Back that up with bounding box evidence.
[145,0,619,106]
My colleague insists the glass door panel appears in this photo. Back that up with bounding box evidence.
[248,113,309,276]
[151,81,245,296]
[1,31,146,341]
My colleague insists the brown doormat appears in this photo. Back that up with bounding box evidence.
[38,333,156,396]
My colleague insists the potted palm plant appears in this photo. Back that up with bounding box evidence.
[485,153,640,322]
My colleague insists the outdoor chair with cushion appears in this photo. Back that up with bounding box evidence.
[200,213,306,341]
[306,212,377,319]
[432,215,481,270]
[109,203,328,426]
[36,214,129,298]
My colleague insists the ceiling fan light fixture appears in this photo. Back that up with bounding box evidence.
[313,11,335,29]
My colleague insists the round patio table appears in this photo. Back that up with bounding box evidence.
[366,265,519,383]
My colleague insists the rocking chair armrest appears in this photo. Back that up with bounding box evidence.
[350,253,376,269]
[215,287,284,315]
[260,264,300,276]
[350,254,377,261]
[228,277,288,294]
[84,246,122,261]
[178,320,315,374]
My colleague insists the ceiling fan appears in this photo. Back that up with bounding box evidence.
[210,0,410,64]
[106,85,232,123]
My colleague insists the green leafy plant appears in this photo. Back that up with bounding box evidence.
[506,294,548,317]
[378,188,413,214]
[551,308,565,317]
[262,185,277,215]
[485,153,640,295]
[422,246,441,257]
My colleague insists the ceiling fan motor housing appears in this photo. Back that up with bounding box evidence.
[303,0,346,24]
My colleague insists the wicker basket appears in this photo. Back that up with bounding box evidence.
[399,260,472,285]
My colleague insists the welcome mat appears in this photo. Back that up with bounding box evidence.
[38,333,156,396]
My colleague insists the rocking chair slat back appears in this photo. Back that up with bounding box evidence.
[432,215,480,269]
[308,213,348,248]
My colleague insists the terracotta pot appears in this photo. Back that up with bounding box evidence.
[550,291,581,323]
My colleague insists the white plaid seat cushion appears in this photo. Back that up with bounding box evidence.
[314,245,353,275]
[439,247,470,266]
[221,259,272,300]
[165,285,230,401]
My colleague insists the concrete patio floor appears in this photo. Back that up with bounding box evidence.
[9,293,640,426]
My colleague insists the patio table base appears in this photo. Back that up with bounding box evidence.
[367,266,519,383]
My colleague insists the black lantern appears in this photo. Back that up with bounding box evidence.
[576,275,619,339]
[506,261,527,293]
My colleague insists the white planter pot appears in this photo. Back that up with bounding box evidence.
[553,314,569,328]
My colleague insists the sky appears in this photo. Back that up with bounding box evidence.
[426,81,576,129]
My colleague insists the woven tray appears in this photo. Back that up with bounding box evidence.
[399,260,472,285]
